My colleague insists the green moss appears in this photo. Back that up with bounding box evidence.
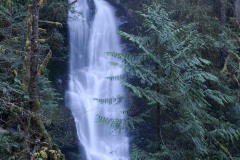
[25,39,31,51]
[22,83,28,93]
[33,146,65,160]
[32,99,40,112]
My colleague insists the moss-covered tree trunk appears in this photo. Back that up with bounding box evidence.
[29,0,40,112]
[28,0,53,147]
[6,0,11,9]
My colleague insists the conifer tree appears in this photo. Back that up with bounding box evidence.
[109,2,240,159]
[0,0,68,159]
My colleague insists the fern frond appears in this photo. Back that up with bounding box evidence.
[93,96,125,105]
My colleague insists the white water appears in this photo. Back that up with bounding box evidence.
[67,0,129,159]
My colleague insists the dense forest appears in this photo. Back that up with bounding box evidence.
[0,0,240,160]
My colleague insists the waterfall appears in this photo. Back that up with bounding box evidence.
[67,0,129,159]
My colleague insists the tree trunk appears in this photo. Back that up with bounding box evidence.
[156,64,161,152]
[235,0,240,18]
[6,0,11,9]
[156,101,161,151]
[23,4,32,94]
[172,0,176,6]
[26,0,54,150]
[219,0,227,66]
[29,0,40,112]
[219,0,226,26]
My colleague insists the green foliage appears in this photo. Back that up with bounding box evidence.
[0,0,70,159]
[109,2,240,160]
[32,146,65,160]
[0,132,28,160]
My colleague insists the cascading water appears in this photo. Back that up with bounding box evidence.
[67,0,129,159]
